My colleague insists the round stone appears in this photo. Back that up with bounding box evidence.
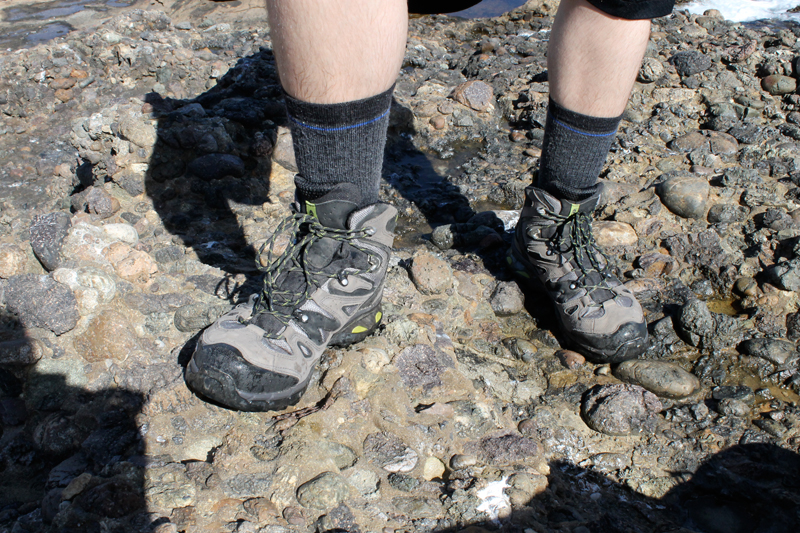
[409,251,453,295]
[581,383,662,436]
[762,74,796,96]
[612,359,700,399]
[738,338,797,366]
[657,175,710,219]
[593,221,638,247]
[296,472,350,510]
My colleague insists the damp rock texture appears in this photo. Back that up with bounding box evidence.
[2,3,800,532]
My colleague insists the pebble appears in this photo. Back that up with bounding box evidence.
[556,349,585,369]
[504,338,537,362]
[738,338,797,365]
[272,127,297,172]
[669,50,712,77]
[761,74,796,96]
[102,223,139,245]
[707,203,748,224]
[29,212,72,271]
[422,457,446,480]
[489,281,524,316]
[394,344,454,390]
[635,252,675,277]
[0,244,27,278]
[676,299,714,347]
[174,303,233,332]
[471,433,539,465]
[612,360,700,399]
[118,115,157,148]
[295,472,350,510]
[345,469,379,498]
[657,175,709,219]
[363,432,418,473]
[716,398,749,417]
[592,221,638,247]
[453,80,494,112]
[73,309,140,362]
[638,57,665,83]
[408,251,453,294]
[449,454,478,470]
[0,338,45,366]
[5,274,79,335]
[581,384,662,436]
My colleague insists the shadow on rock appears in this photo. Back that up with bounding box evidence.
[143,46,285,301]
[420,443,800,533]
[0,310,150,532]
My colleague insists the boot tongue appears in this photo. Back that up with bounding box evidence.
[557,193,599,218]
[299,182,362,230]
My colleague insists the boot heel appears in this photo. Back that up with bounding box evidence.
[330,304,383,347]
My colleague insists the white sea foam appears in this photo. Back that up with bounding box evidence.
[684,0,800,22]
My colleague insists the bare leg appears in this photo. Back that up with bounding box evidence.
[266,0,408,104]
[548,0,651,117]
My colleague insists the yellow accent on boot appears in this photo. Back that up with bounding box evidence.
[305,201,318,219]
[568,203,580,217]
[352,325,368,334]
[375,311,382,323]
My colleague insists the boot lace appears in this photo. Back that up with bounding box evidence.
[248,210,375,336]
[532,210,615,300]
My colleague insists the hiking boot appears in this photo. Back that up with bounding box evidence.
[508,185,648,362]
[186,183,396,411]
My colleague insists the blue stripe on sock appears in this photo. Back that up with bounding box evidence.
[287,108,390,132]
[551,117,617,137]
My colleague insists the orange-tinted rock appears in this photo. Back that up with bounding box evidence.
[74,310,139,362]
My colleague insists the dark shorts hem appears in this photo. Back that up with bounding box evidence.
[409,0,675,19]
[586,0,674,20]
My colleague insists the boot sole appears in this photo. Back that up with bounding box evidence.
[185,303,384,412]
[507,248,647,363]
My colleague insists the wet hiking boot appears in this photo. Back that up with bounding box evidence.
[508,185,648,363]
[186,183,396,411]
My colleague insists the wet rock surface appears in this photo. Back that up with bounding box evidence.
[1,3,800,532]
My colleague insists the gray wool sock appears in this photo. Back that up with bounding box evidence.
[537,97,622,202]
[285,86,394,208]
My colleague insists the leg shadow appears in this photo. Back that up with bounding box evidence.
[0,309,150,531]
[421,443,800,533]
[143,46,284,303]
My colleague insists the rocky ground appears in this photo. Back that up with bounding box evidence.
[2,2,800,532]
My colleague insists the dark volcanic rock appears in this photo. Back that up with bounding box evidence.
[670,50,712,77]
[676,299,715,348]
[738,338,797,365]
[581,384,662,436]
[5,275,79,335]
[29,212,72,271]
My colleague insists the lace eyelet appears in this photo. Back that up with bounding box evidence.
[569,283,577,290]
[364,227,376,236]
[546,250,552,256]
[338,272,349,286]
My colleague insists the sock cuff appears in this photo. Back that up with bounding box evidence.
[284,85,394,132]
[547,97,622,137]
